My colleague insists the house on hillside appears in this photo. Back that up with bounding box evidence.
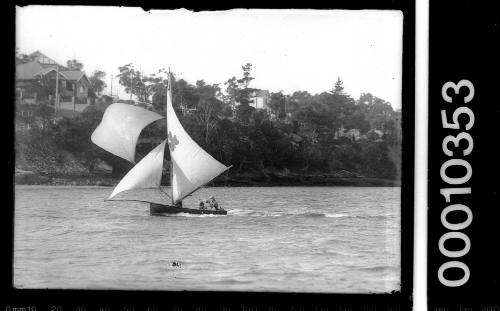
[16,60,66,105]
[234,89,271,111]
[16,60,66,130]
[15,51,91,125]
[58,70,91,106]
[249,90,270,110]
[345,128,361,140]
[334,126,362,141]
[16,51,91,106]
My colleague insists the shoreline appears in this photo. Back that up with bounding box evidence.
[14,172,400,187]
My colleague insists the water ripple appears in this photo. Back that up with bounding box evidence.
[14,185,401,293]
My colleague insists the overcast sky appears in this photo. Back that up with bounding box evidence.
[16,7,403,109]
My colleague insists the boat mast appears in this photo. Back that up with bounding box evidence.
[167,67,174,206]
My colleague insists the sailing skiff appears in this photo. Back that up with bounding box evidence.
[150,203,227,215]
[90,71,231,215]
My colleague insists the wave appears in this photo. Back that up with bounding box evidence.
[228,210,352,218]
[227,208,254,216]
[324,213,350,218]
[164,212,226,218]
[161,209,389,220]
[301,212,326,218]
[355,215,390,220]
[356,265,399,273]
[52,228,74,236]
[300,213,389,219]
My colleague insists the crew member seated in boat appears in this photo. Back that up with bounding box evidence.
[208,196,220,210]
[199,200,206,210]
[175,201,183,208]
[206,198,213,209]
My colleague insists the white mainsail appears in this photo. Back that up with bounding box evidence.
[108,139,167,199]
[166,86,230,203]
[91,103,163,163]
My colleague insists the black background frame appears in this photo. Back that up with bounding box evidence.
[428,0,500,310]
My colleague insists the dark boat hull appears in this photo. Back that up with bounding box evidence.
[150,203,227,215]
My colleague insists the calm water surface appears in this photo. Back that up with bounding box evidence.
[14,186,400,293]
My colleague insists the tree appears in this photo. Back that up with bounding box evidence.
[358,93,374,106]
[224,76,239,107]
[89,70,107,96]
[287,91,312,116]
[192,81,224,143]
[313,92,344,132]
[362,94,395,130]
[171,77,199,111]
[331,77,345,95]
[222,63,257,124]
[267,92,287,119]
[360,142,397,179]
[147,69,169,113]
[236,103,255,125]
[16,49,33,64]
[237,63,254,88]
[310,77,357,134]
[250,109,270,127]
[344,109,371,134]
[66,59,84,71]
[35,103,55,136]
[116,63,153,104]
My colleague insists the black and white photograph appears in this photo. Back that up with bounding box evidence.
[14,7,405,294]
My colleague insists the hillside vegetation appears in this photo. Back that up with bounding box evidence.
[15,65,402,187]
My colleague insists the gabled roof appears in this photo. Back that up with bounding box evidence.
[16,61,67,80]
[37,67,68,79]
[60,70,88,83]
[17,51,88,83]
[29,50,61,66]
[252,89,270,97]
[39,63,68,70]
[23,50,67,70]
[16,61,43,80]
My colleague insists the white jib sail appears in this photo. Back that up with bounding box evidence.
[108,140,167,200]
[91,103,164,163]
[166,90,230,203]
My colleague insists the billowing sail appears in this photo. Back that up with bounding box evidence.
[166,90,230,203]
[108,140,167,199]
[91,103,164,163]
